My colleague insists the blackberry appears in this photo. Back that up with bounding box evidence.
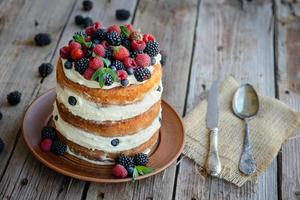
[121,35,131,50]
[126,68,134,75]
[38,63,53,78]
[133,153,149,166]
[121,79,129,87]
[7,91,22,105]
[68,96,77,106]
[64,60,72,69]
[116,9,131,21]
[82,0,93,11]
[75,58,89,74]
[144,41,159,57]
[160,50,167,66]
[106,31,121,46]
[34,33,52,46]
[130,50,143,58]
[134,68,151,82]
[116,154,134,168]
[85,49,93,58]
[82,17,93,28]
[0,137,4,153]
[75,15,84,25]
[110,60,125,71]
[150,57,156,65]
[111,138,119,146]
[51,141,67,155]
[41,126,57,141]
[104,74,114,86]
[92,29,107,41]
[105,49,113,59]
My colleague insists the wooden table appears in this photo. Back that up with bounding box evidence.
[0,0,299,199]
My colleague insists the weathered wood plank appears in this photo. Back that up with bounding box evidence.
[86,0,198,199]
[175,0,276,199]
[276,1,300,199]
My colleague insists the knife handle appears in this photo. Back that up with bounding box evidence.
[206,127,221,176]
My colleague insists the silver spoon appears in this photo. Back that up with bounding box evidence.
[232,84,258,176]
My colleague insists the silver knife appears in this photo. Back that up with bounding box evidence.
[206,80,221,176]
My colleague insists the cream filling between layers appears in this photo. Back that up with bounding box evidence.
[62,54,161,89]
[53,104,161,152]
[56,82,162,122]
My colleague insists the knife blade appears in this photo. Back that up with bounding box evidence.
[206,80,221,176]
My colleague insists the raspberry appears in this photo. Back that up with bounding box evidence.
[116,154,134,168]
[104,74,114,86]
[131,40,146,51]
[34,33,52,46]
[69,41,82,51]
[101,40,110,49]
[106,31,121,46]
[85,26,95,36]
[75,15,84,25]
[92,22,103,31]
[40,139,53,152]
[108,24,121,34]
[59,46,70,59]
[75,58,89,74]
[83,68,95,80]
[125,24,134,33]
[144,41,159,57]
[93,44,105,57]
[135,53,150,67]
[51,141,67,155]
[110,60,125,71]
[117,70,128,80]
[0,138,4,153]
[134,68,151,82]
[71,49,84,60]
[112,164,128,178]
[116,9,131,21]
[41,126,57,140]
[123,57,137,68]
[82,0,93,11]
[133,153,149,166]
[89,57,103,70]
[38,63,53,78]
[7,91,22,105]
[129,31,142,41]
[143,34,155,43]
[113,46,129,61]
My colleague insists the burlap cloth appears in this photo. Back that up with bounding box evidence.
[183,76,300,187]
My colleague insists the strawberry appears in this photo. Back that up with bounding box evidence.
[40,139,52,152]
[125,24,134,33]
[131,40,146,51]
[83,68,95,80]
[112,164,128,178]
[59,46,70,59]
[93,44,106,57]
[135,53,150,67]
[123,57,137,68]
[117,70,128,80]
[69,41,81,51]
[108,24,121,34]
[89,57,103,70]
[71,49,84,60]
[143,34,155,43]
[129,31,142,41]
[113,46,129,61]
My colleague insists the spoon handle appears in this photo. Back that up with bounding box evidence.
[206,128,221,176]
[239,120,257,176]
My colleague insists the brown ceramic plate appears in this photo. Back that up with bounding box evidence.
[22,89,185,183]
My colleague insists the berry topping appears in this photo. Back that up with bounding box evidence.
[116,9,131,21]
[111,138,119,146]
[64,60,72,69]
[125,24,134,33]
[34,33,52,46]
[92,29,107,41]
[104,74,114,86]
[40,139,53,152]
[129,31,142,41]
[133,153,149,166]
[121,36,131,50]
[69,41,82,51]
[130,50,143,58]
[89,57,103,70]
[150,57,156,65]
[108,25,121,34]
[105,49,113,59]
[71,49,84,60]
[144,41,159,57]
[116,154,134,168]
[134,68,151,82]
[68,96,77,106]
[123,57,137,68]
[135,53,150,67]
[106,31,121,46]
[93,44,105,57]
[82,17,93,28]
[7,91,21,105]
[143,34,155,43]
[82,0,93,11]
[38,63,53,78]
[113,46,129,61]
[0,138,4,153]
[60,46,70,59]
[51,140,67,155]
[111,60,125,71]
[121,79,129,87]
[41,126,57,140]
[75,58,89,74]
[112,164,128,178]
[127,166,134,177]
[83,68,95,80]
[126,67,134,75]
[131,40,146,51]
[75,15,84,26]
[117,70,128,80]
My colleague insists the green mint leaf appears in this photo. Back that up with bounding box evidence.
[120,25,130,37]
[136,166,154,175]
[91,69,100,81]
[85,41,92,48]
[101,58,111,67]
[132,167,139,181]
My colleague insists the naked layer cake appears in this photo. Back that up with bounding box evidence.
[53,22,162,164]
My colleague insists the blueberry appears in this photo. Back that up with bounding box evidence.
[127,166,134,177]
[68,96,77,106]
[111,138,119,146]
[126,68,134,75]
[121,79,129,87]
[150,57,156,65]
[110,65,117,71]
[64,61,72,69]
[54,115,58,121]
[92,39,101,44]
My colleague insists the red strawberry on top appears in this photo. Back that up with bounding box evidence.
[125,24,134,33]
[71,49,84,60]
[93,44,105,57]
[40,139,52,152]
[131,40,146,51]
[113,46,129,61]
[112,164,128,178]
[89,57,103,70]
[83,68,95,80]
[60,46,70,59]
[108,24,121,34]
[135,53,150,67]
[123,57,137,68]
[143,34,156,43]
[69,41,81,51]
[117,70,128,80]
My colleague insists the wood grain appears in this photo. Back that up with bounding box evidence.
[175,0,277,199]
[275,1,300,199]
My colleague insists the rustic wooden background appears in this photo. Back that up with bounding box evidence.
[0,0,300,199]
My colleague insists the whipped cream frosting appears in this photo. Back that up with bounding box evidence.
[61,54,161,89]
[53,104,161,152]
[56,82,162,122]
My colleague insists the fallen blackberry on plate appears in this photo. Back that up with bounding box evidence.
[39,63,53,78]
[41,126,57,141]
[34,33,52,46]
[116,154,134,169]
[82,0,93,11]
[7,91,22,105]
[0,138,4,153]
[51,140,67,155]
[116,9,131,21]
[133,153,149,166]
